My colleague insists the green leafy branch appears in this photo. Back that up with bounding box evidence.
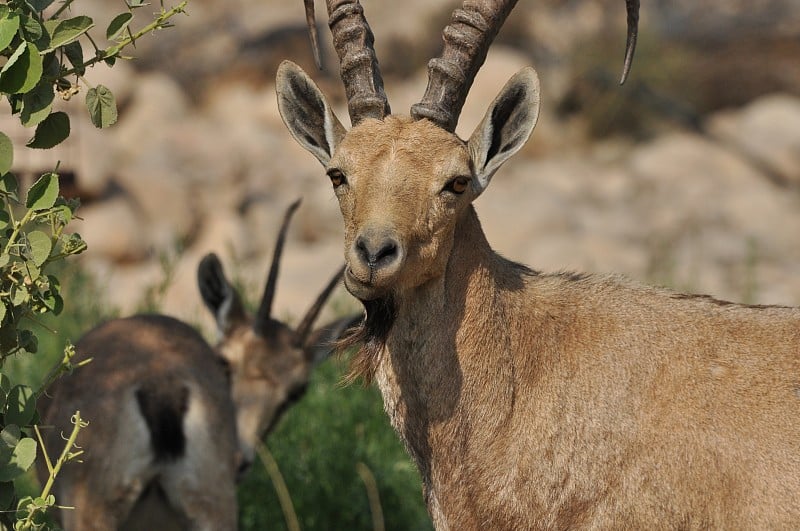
[1,172,86,361]
[0,0,189,161]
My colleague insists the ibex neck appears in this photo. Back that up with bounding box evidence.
[376,206,532,504]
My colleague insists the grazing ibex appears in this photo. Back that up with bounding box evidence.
[277,1,800,528]
[40,200,355,531]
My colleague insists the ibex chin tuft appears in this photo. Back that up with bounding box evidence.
[278,1,800,528]
[39,199,356,531]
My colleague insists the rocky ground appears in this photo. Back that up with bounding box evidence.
[5,0,800,334]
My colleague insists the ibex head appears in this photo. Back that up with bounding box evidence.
[277,0,639,303]
[197,199,351,469]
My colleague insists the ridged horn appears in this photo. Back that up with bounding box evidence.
[411,0,519,133]
[324,0,390,124]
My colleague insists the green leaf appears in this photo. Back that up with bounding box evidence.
[62,232,87,255]
[25,172,59,210]
[47,15,93,50]
[19,14,43,43]
[25,230,51,266]
[26,111,69,149]
[0,210,9,229]
[106,12,133,40]
[44,291,63,314]
[0,426,21,448]
[0,301,6,323]
[0,12,20,51]
[63,41,85,75]
[20,82,54,128]
[19,329,37,353]
[41,51,60,78]
[4,385,36,427]
[0,42,43,95]
[0,172,19,201]
[0,132,12,175]
[85,84,118,128]
[10,284,28,306]
[0,438,36,482]
[52,203,73,224]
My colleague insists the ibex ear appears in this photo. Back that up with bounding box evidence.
[302,314,362,365]
[467,67,541,195]
[197,253,247,337]
[276,60,347,166]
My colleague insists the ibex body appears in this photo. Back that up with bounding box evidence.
[279,1,800,528]
[40,201,354,530]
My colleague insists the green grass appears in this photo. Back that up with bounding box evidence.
[240,358,432,530]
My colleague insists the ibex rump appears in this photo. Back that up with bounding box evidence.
[40,200,353,530]
[278,1,800,528]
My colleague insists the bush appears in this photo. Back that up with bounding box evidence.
[0,0,186,526]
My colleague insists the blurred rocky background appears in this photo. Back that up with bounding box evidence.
[4,0,800,331]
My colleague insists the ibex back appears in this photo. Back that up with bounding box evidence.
[39,200,355,530]
[277,1,800,528]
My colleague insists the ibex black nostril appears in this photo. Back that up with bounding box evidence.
[355,236,370,263]
[374,241,398,265]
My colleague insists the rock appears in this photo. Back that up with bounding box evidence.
[706,94,800,187]
[75,195,150,263]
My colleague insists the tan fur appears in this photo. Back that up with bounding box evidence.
[277,62,800,529]
[39,258,353,530]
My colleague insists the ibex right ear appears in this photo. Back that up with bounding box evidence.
[198,253,247,336]
[468,67,541,195]
[276,60,346,166]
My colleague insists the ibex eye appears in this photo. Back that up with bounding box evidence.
[443,176,470,195]
[326,168,347,188]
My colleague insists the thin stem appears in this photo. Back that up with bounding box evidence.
[2,208,34,256]
[52,1,188,80]
[356,462,385,531]
[34,425,54,476]
[40,411,86,500]
[50,0,77,20]
[255,442,300,531]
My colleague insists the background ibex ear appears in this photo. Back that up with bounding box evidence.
[467,67,541,195]
[198,253,247,336]
[276,60,346,166]
[302,314,363,365]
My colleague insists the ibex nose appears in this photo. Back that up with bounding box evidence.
[354,233,399,270]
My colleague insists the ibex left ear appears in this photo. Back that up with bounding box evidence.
[276,60,347,167]
[198,253,247,336]
[467,67,541,195]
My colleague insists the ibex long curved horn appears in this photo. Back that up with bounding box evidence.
[411,0,519,132]
[304,0,323,70]
[255,198,302,334]
[316,0,390,125]
[620,0,640,85]
[292,265,346,348]
[411,0,641,132]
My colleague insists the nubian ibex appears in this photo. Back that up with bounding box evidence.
[277,1,800,528]
[40,200,355,530]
